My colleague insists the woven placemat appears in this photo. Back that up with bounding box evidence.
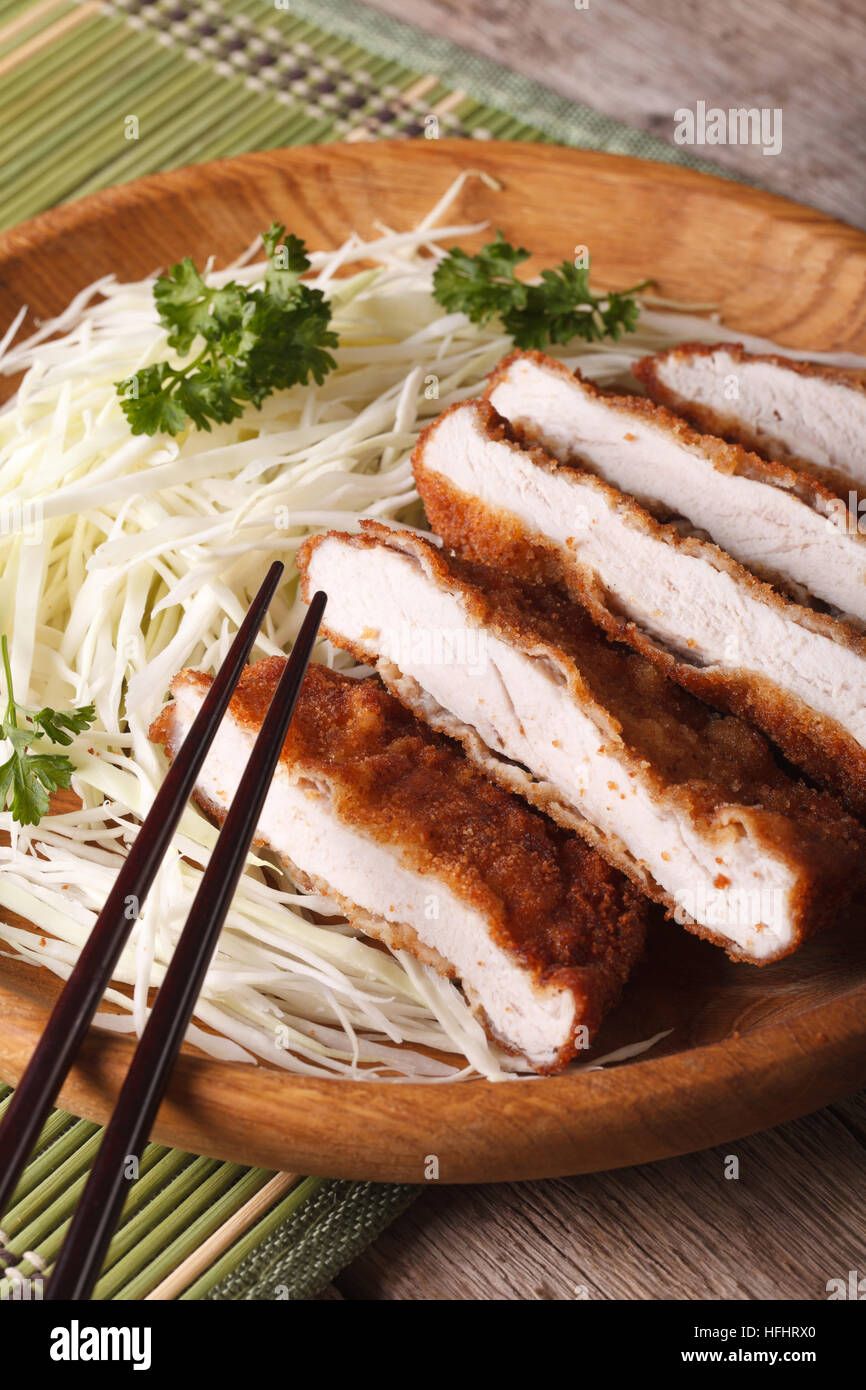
[0,0,735,1302]
[0,1085,417,1300]
[0,0,733,231]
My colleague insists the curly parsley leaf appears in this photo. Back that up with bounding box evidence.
[263,225,311,302]
[0,635,95,826]
[152,259,214,353]
[118,223,338,436]
[30,704,98,746]
[432,231,531,326]
[433,231,650,349]
[3,753,74,826]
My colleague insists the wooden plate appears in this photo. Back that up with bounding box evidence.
[1,140,865,1183]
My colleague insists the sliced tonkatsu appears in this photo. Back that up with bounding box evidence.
[486,350,866,623]
[633,342,866,499]
[299,522,866,963]
[412,397,866,818]
[149,659,647,1073]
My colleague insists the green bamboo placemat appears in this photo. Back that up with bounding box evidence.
[0,1084,417,1300]
[0,0,735,1303]
[0,0,731,231]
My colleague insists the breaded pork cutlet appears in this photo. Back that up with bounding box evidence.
[299,522,866,964]
[487,350,866,624]
[412,398,866,819]
[633,343,866,499]
[149,660,647,1073]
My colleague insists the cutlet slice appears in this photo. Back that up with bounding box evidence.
[633,342,866,498]
[299,522,866,964]
[487,350,866,623]
[148,660,646,1073]
[412,398,866,818]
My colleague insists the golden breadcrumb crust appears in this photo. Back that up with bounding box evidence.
[298,522,866,962]
[149,660,647,1070]
[412,396,866,820]
[632,342,866,497]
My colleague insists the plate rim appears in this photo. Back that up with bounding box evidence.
[3,139,865,254]
[2,971,863,1181]
[2,138,865,1182]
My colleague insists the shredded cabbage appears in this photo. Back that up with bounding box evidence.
[2,175,859,1081]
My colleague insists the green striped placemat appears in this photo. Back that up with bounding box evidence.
[0,0,735,1302]
[0,1084,417,1300]
[0,0,732,231]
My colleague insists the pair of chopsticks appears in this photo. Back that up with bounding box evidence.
[0,562,326,1300]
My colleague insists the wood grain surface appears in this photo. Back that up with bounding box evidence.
[337,1094,866,1300]
[1,140,865,1193]
[361,0,866,230]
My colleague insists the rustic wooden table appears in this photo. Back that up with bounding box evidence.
[336,1095,866,1300]
[360,0,866,230]
[330,0,866,1301]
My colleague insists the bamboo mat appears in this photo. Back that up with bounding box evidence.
[0,0,728,231]
[0,1085,417,1300]
[0,0,730,1303]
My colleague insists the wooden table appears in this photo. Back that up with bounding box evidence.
[332,1095,866,1299]
[332,0,866,1300]
[361,0,866,230]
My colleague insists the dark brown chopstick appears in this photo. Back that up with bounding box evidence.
[46,591,326,1301]
[0,562,285,1222]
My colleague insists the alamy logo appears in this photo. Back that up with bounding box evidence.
[824,493,866,536]
[49,1320,152,1371]
[826,1269,866,1300]
[673,883,784,931]
[1,1274,42,1299]
[391,624,488,677]
[674,101,783,156]
[0,500,43,545]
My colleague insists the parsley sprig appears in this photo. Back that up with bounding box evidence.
[0,636,95,826]
[117,223,649,436]
[432,231,651,349]
[118,224,338,436]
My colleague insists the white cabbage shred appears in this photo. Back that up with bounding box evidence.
[2,176,855,1080]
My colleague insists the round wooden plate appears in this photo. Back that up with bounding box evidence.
[1,140,865,1183]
